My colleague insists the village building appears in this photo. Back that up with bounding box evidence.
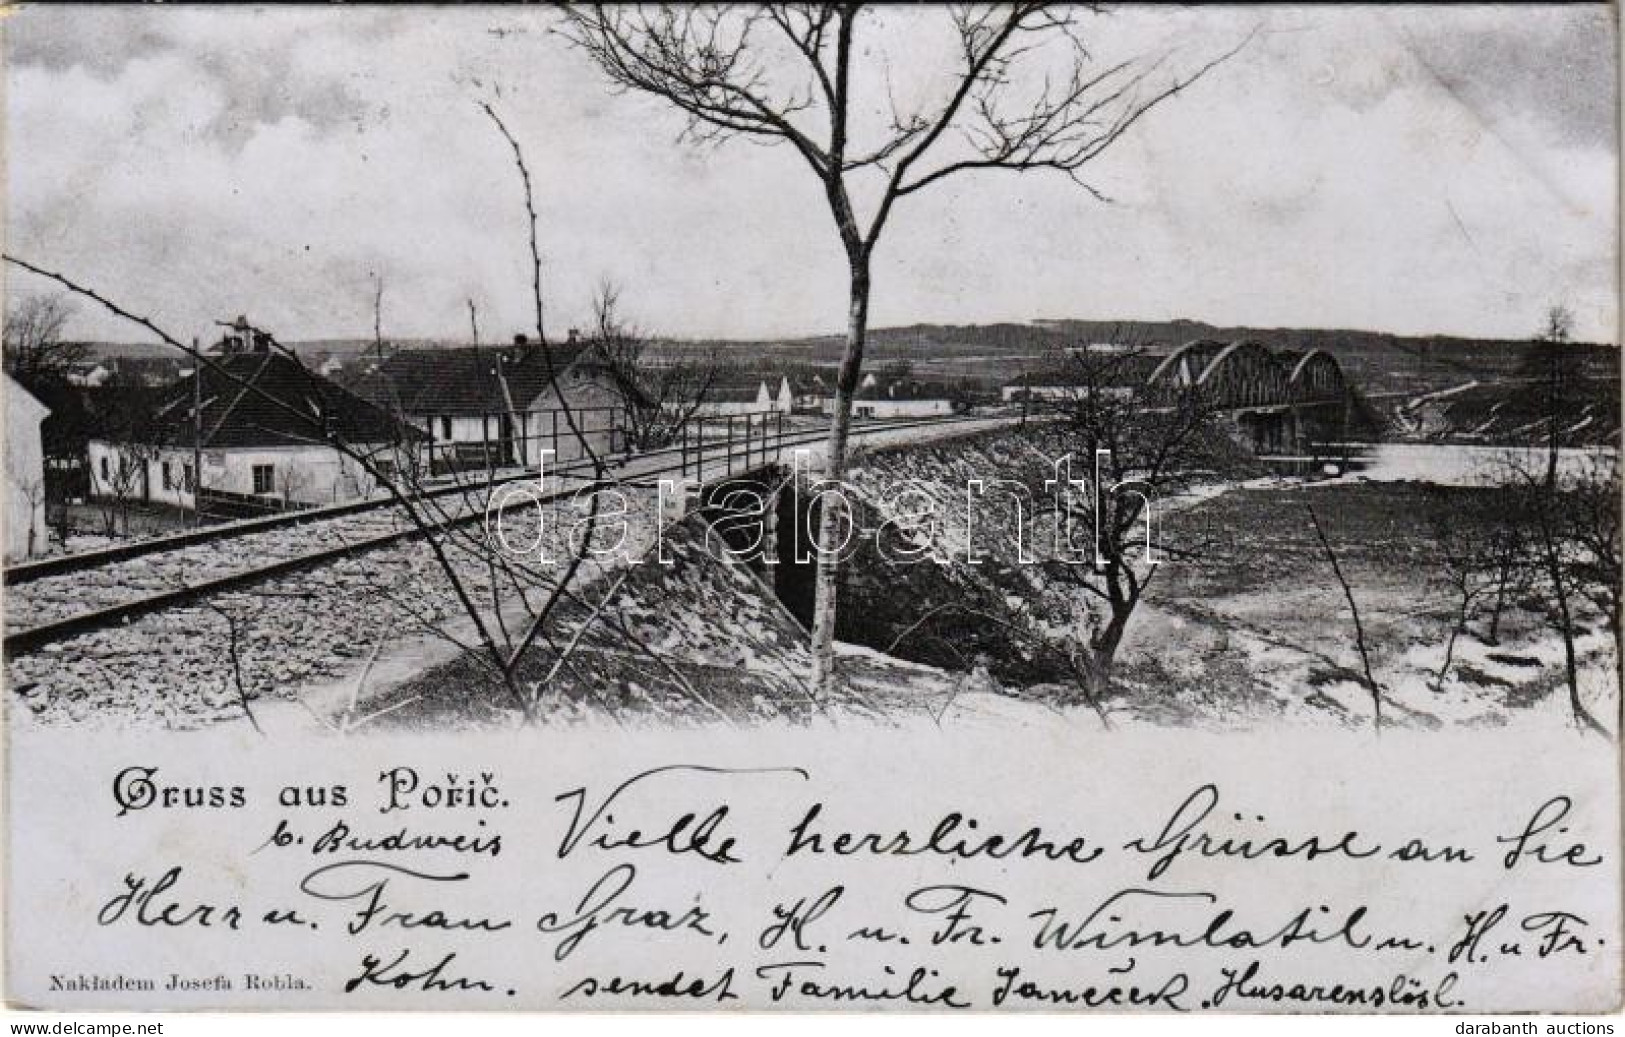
[87,318,421,515]
[63,361,112,388]
[787,371,829,411]
[766,374,794,414]
[354,333,626,470]
[999,369,1123,403]
[1000,353,1158,404]
[106,356,191,387]
[691,372,793,417]
[821,377,956,419]
[4,373,51,560]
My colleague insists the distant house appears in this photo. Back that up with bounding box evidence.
[1074,342,1138,355]
[106,356,190,387]
[822,378,955,419]
[767,375,794,414]
[88,318,422,511]
[1000,360,1147,404]
[1000,370,1094,403]
[4,374,51,560]
[692,372,792,418]
[788,372,829,411]
[64,362,111,388]
[354,334,626,468]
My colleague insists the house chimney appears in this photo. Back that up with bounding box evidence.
[219,315,262,354]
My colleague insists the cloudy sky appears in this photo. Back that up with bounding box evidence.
[4,5,1617,344]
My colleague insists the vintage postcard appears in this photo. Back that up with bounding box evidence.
[1,3,1619,1017]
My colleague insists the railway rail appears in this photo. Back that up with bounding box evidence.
[3,412,1013,656]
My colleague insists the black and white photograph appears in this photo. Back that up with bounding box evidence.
[1,2,1619,1022]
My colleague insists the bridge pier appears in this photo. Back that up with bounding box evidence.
[1234,407,1301,454]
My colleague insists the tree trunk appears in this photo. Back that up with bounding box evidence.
[1087,605,1131,695]
[1487,553,1512,645]
[808,260,870,698]
[1551,555,1587,730]
[1540,522,1604,735]
[1435,605,1466,692]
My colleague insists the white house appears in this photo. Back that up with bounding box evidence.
[4,373,50,560]
[767,375,794,414]
[692,373,792,418]
[65,362,112,388]
[1000,370,1138,404]
[1001,375,1089,403]
[821,378,955,419]
[788,372,829,411]
[89,321,423,513]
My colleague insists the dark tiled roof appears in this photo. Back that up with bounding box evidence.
[352,344,595,416]
[146,352,424,448]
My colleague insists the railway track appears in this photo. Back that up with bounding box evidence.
[3,413,1014,656]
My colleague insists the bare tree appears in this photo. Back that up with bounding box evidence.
[563,3,1250,697]
[3,293,86,389]
[1306,502,1383,732]
[7,467,47,557]
[1032,346,1238,702]
[1519,466,1608,735]
[1483,306,1618,736]
[1426,491,1498,691]
[590,280,718,449]
[96,445,160,538]
[277,463,312,507]
[84,371,170,537]
[875,346,1240,714]
[372,275,388,363]
[1566,450,1622,686]
[1529,303,1581,487]
[1481,506,1533,646]
[1494,444,1619,737]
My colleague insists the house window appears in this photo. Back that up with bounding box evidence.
[183,464,194,492]
[162,461,173,490]
[100,456,109,481]
[252,464,275,495]
[440,417,453,441]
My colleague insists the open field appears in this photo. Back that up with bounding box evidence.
[1120,480,1617,731]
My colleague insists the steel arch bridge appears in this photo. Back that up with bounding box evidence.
[1144,339,1357,453]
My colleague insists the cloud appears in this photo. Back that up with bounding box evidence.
[3,5,1616,345]
[6,6,172,77]
[1389,6,1616,151]
[8,7,391,150]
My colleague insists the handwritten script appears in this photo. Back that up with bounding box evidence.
[10,748,1619,1012]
